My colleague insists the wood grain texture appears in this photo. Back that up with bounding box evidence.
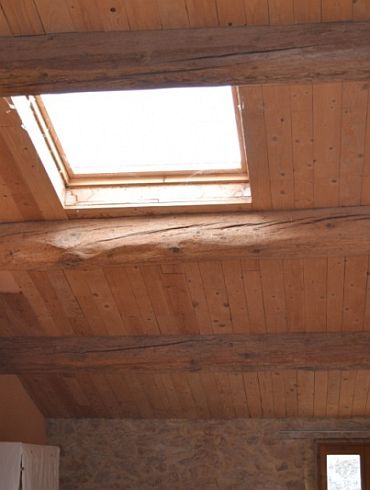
[1,22,370,95]
[4,333,370,374]
[2,206,370,269]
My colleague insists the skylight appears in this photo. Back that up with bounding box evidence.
[39,86,243,176]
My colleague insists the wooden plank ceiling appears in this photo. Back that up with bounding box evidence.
[2,0,370,418]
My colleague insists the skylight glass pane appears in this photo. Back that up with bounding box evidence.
[327,455,362,490]
[40,87,242,175]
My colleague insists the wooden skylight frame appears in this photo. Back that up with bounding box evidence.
[27,87,249,188]
[10,87,251,214]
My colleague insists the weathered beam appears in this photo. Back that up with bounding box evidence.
[2,333,370,374]
[0,206,370,269]
[1,22,370,95]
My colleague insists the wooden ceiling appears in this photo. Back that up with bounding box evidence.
[2,0,370,419]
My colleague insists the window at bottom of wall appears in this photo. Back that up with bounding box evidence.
[10,86,250,215]
[319,443,370,490]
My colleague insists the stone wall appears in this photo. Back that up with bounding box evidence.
[47,418,370,490]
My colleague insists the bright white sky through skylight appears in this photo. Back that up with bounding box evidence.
[40,86,242,175]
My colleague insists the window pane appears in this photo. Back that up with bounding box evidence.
[327,454,362,490]
[40,87,242,174]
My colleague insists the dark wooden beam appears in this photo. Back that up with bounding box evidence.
[1,333,370,374]
[0,206,370,269]
[1,22,370,95]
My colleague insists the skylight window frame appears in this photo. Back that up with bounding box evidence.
[27,87,249,188]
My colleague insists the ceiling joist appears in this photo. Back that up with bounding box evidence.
[1,21,370,95]
[0,205,370,269]
[2,333,370,374]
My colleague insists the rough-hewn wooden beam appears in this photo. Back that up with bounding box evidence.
[1,333,370,374]
[1,22,370,95]
[0,206,370,269]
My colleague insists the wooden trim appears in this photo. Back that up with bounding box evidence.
[3,333,370,374]
[1,22,370,96]
[1,206,370,269]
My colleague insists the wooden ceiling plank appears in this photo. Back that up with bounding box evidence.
[271,370,286,417]
[122,373,154,418]
[60,374,90,411]
[326,257,345,332]
[2,22,370,95]
[293,0,321,23]
[46,270,91,336]
[313,83,342,207]
[186,0,219,27]
[353,0,370,20]
[216,0,246,26]
[124,0,162,30]
[303,257,327,332]
[268,0,294,24]
[284,370,298,416]
[159,266,200,335]
[228,373,250,417]
[352,370,370,416]
[63,0,106,31]
[0,0,44,35]
[91,0,130,31]
[338,370,357,417]
[0,293,39,335]
[342,255,368,331]
[290,84,314,208]
[107,373,144,418]
[214,372,236,417]
[0,174,23,222]
[321,0,353,21]
[93,373,124,418]
[0,4,11,34]
[180,262,213,335]
[199,261,233,334]
[260,259,287,333]
[10,271,59,336]
[84,269,127,335]
[362,91,370,203]
[156,373,183,418]
[33,0,75,32]
[140,265,180,334]
[204,372,228,418]
[243,372,262,417]
[241,260,267,334]
[5,332,370,374]
[262,84,295,209]
[313,370,328,417]
[258,371,274,417]
[77,372,112,417]
[339,81,369,206]
[63,270,109,335]
[157,0,189,28]
[222,259,251,334]
[283,258,305,332]
[105,267,159,335]
[186,373,211,418]
[297,370,314,416]
[244,0,269,25]
[364,256,370,330]
[326,370,341,416]
[104,267,146,336]
[28,271,75,335]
